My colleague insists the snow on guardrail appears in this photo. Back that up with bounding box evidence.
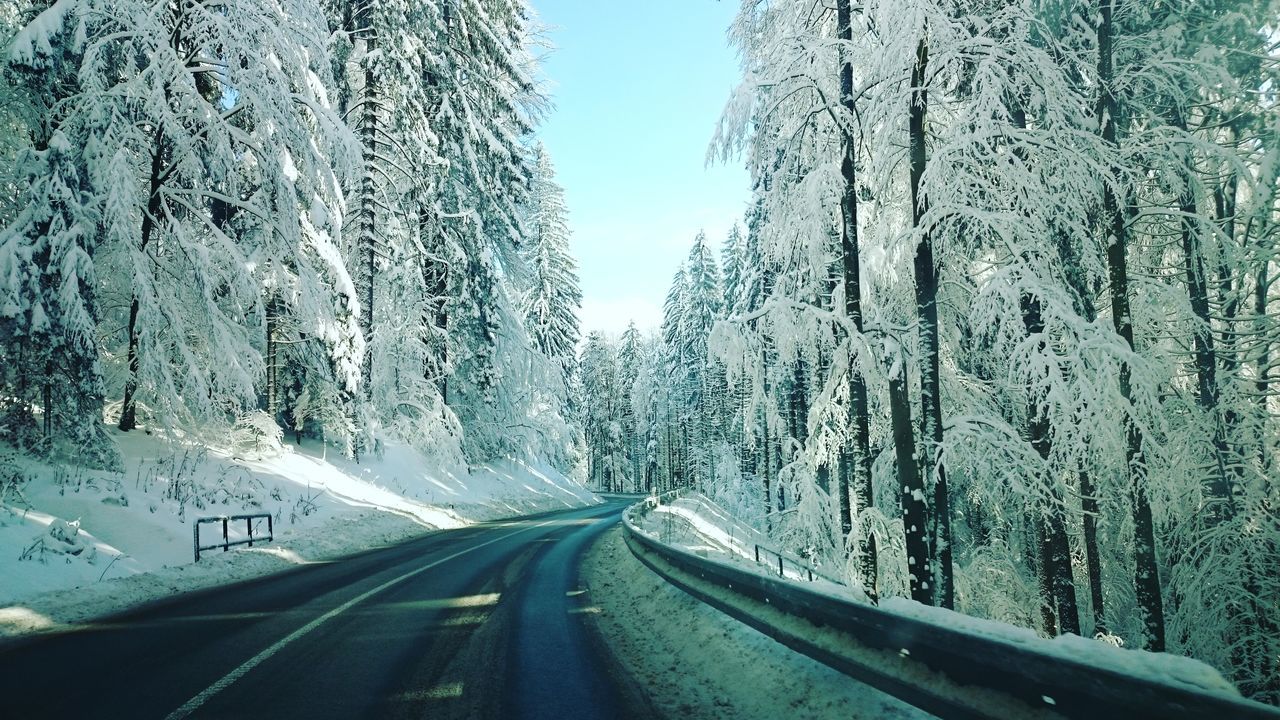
[625,489,849,590]
[622,492,1280,720]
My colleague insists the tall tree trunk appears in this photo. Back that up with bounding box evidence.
[1214,164,1242,373]
[1211,164,1246,495]
[836,0,877,597]
[1055,225,1108,636]
[1034,514,1059,636]
[119,124,167,432]
[419,205,449,402]
[355,0,378,396]
[1023,294,1082,635]
[1078,468,1107,635]
[889,354,930,605]
[1256,262,1271,470]
[42,358,52,439]
[909,34,952,608]
[1097,0,1165,651]
[265,292,279,416]
[1008,103,1080,636]
[1173,111,1234,521]
[762,411,772,531]
[664,397,673,492]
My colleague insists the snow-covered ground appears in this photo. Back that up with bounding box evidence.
[626,491,1243,703]
[582,526,930,719]
[0,426,596,636]
[630,493,849,590]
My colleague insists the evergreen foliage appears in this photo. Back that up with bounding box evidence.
[0,0,583,479]
[579,0,1280,703]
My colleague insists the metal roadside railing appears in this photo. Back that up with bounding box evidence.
[622,495,1280,720]
[193,513,273,561]
[635,488,842,587]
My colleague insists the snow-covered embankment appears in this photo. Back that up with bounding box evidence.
[0,427,595,636]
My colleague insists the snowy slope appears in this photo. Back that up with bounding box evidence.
[631,493,847,589]
[0,426,595,634]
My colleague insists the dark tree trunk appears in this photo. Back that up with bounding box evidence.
[119,124,167,432]
[1173,111,1234,522]
[889,356,931,605]
[265,292,279,416]
[1214,166,1242,366]
[1256,263,1271,470]
[1054,216,1108,636]
[908,35,952,608]
[1078,469,1107,635]
[42,359,53,439]
[355,0,378,396]
[663,398,674,492]
[1211,166,1246,496]
[1034,514,1058,637]
[836,0,877,596]
[1007,103,1080,635]
[1097,0,1165,651]
[762,411,773,532]
[1023,294,1081,635]
[419,207,449,393]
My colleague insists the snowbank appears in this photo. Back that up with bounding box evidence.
[581,527,931,719]
[878,597,1240,698]
[0,427,595,635]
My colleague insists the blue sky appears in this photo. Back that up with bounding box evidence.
[531,0,749,337]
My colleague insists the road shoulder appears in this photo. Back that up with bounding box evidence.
[579,526,929,719]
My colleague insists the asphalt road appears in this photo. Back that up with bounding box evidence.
[0,500,634,719]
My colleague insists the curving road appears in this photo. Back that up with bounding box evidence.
[0,500,634,719]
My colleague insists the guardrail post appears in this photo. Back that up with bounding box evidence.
[193,523,200,562]
[222,517,229,552]
[267,514,273,541]
[247,516,254,547]
[778,555,784,578]
[755,545,760,563]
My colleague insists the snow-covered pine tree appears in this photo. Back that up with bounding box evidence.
[425,0,553,461]
[0,0,117,468]
[661,264,690,487]
[38,0,361,442]
[1094,0,1165,651]
[680,231,724,491]
[579,330,620,489]
[616,321,643,489]
[520,142,582,397]
[834,0,876,597]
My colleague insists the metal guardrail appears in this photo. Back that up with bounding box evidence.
[194,513,273,561]
[638,489,840,587]
[750,543,848,586]
[622,498,1280,720]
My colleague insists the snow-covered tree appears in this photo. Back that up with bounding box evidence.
[0,0,116,468]
[635,0,1280,701]
[520,143,581,379]
[2,0,588,485]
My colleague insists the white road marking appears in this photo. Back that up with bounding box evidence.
[164,518,561,720]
